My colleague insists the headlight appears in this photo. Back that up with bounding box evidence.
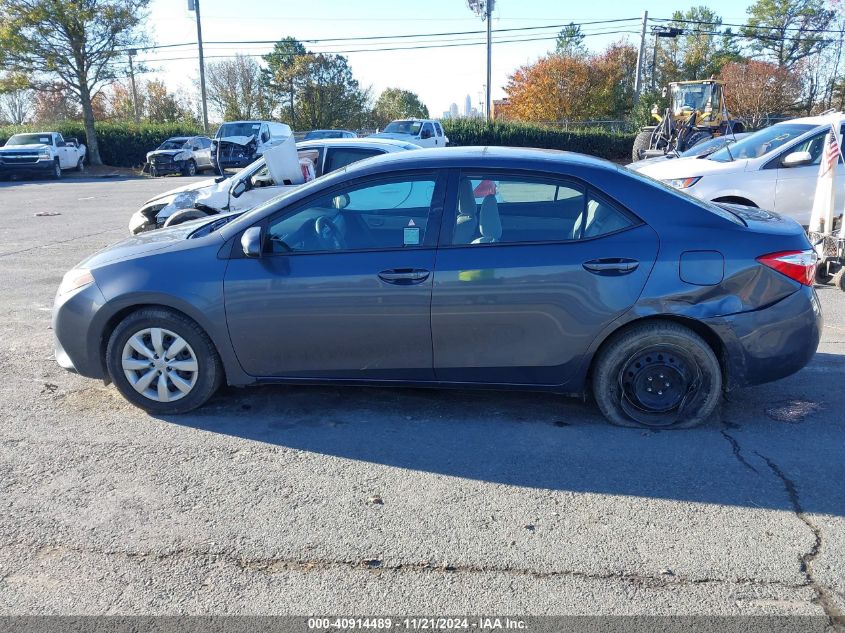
[663,177,701,189]
[39,149,51,159]
[58,269,94,296]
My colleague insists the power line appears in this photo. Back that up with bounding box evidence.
[123,17,641,53]
[650,16,845,35]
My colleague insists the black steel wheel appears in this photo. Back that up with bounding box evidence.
[592,321,722,429]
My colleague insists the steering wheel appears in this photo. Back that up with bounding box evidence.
[314,215,345,250]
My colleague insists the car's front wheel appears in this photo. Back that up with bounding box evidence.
[105,308,223,414]
[51,159,62,180]
[591,321,722,429]
[182,159,197,177]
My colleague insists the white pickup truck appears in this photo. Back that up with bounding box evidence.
[0,132,87,179]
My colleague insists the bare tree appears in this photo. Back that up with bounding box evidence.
[205,55,271,121]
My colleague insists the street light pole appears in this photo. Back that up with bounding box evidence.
[189,0,209,132]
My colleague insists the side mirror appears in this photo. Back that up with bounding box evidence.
[241,227,263,258]
[782,151,813,168]
[661,87,668,98]
[231,180,248,198]
[333,193,350,209]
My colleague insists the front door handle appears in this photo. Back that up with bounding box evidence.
[378,268,431,284]
[582,258,639,275]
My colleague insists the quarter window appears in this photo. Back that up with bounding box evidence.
[450,175,633,245]
[265,176,437,254]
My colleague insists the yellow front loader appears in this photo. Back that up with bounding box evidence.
[632,79,744,161]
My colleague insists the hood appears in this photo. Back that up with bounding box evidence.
[370,132,417,141]
[216,135,256,147]
[142,177,222,206]
[81,221,210,269]
[148,149,187,158]
[633,155,751,180]
[1,143,49,152]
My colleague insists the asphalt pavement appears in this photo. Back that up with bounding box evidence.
[0,174,844,618]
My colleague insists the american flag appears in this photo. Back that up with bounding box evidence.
[821,124,841,175]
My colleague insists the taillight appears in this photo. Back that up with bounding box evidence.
[757,250,817,286]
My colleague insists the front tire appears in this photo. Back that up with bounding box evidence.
[163,208,210,228]
[75,157,84,172]
[51,159,62,180]
[591,322,722,429]
[105,308,223,414]
[182,159,197,177]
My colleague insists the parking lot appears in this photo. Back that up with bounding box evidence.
[1,174,844,617]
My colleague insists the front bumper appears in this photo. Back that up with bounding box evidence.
[0,159,55,176]
[149,159,187,175]
[53,281,109,379]
[705,286,822,391]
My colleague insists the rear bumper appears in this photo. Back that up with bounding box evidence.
[705,286,822,390]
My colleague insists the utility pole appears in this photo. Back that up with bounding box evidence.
[633,10,648,101]
[485,0,492,121]
[467,0,494,121]
[189,0,209,132]
[127,49,140,124]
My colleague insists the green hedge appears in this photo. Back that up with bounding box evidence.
[442,119,635,161]
[0,121,204,168]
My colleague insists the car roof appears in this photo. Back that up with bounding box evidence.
[339,145,613,173]
[297,138,419,149]
[774,112,845,127]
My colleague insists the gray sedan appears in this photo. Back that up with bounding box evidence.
[53,147,821,429]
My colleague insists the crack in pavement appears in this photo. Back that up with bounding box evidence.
[755,452,845,630]
[719,423,759,474]
[1,542,812,592]
[0,228,123,258]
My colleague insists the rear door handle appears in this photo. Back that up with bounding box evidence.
[378,268,430,284]
[582,258,639,275]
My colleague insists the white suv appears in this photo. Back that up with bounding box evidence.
[631,113,845,226]
[370,118,448,148]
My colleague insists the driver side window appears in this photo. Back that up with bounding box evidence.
[264,175,438,254]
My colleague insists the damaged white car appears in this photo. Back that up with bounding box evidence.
[129,137,420,234]
[210,120,290,172]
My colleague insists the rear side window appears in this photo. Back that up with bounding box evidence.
[324,147,382,173]
[450,174,634,245]
[434,123,444,137]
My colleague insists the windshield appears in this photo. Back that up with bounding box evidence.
[159,138,189,150]
[6,133,51,146]
[678,135,738,158]
[671,83,713,115]
[709,124,815,162]
[216,122,261,138]
[383,120,422,135]
[624,165,745,226]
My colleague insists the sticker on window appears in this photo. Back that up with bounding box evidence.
[252,124,260,129]
[40,137,50,143]
[404,219,420,245]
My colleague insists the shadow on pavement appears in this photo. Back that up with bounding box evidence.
[156,352,845,515]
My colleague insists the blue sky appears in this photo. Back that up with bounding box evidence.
[144,0,749,118]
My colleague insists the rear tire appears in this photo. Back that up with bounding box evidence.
[591,322,722,429]
[632,130,653,162]
[105,308,223,415]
